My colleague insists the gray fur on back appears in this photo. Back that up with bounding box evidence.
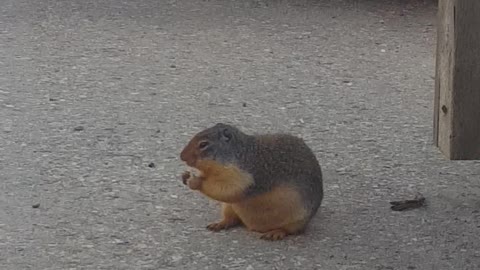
[208,124,323,218]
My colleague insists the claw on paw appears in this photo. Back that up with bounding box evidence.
[181,171,191,185]
[260,229,287,241]
[206,222,229,232]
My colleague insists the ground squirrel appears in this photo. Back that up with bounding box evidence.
[180,123,323,240]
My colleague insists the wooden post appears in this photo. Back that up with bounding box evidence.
[434,0,480,160]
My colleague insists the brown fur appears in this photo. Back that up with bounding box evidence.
[179,135,201,167]
[230,185,308,240]
[180,123,323,241]
[182,159,254,203]
[183,164,309,240]
[206,204,241,231]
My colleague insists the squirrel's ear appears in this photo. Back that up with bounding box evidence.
[220,128,232,142]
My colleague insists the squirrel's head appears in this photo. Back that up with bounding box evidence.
[180,123,243,167]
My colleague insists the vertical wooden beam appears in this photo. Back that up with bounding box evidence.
[434,0,480,160]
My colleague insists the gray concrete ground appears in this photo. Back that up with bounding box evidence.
[1,0,479,269]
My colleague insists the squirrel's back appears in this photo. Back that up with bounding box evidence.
[242,133,324,216]
[180,123,324,239]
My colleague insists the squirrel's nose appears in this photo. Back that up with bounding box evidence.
[180,148,195,166]
[180,148,188,162]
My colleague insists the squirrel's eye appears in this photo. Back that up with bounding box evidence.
[198,141,209,149]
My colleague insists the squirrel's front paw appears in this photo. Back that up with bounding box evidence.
[187,176,202,190]
[181,171,202,190]
[181,171,191,185]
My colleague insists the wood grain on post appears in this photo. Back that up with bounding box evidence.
[434,0,480,160]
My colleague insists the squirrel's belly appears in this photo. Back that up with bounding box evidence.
[231,185,308,233]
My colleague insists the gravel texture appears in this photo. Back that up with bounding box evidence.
[1,0,479,269]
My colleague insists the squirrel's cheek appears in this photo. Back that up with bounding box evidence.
[180,145,197,165]
[182,154,197,167]
[187,159,196,167]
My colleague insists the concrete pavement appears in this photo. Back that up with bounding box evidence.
[1,0,479,269]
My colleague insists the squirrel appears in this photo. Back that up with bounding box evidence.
[180,123,323,241]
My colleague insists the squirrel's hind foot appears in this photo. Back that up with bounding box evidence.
[260,229,288,241]
[206,220,240,232]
